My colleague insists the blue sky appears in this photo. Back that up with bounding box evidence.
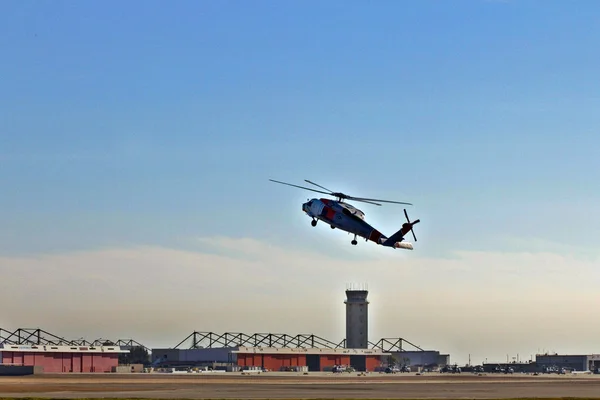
[2,1,600,363]
[2,0,600,255]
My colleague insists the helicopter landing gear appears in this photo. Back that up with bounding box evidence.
[351,234,358,245]
[311,219,317,227]
[330,225,335,229]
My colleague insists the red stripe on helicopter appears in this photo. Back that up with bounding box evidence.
[368,229,382,243]
[325,207,336,221]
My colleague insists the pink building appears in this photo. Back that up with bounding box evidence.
[0,343,128,373]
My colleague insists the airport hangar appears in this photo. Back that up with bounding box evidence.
[482,354,600,373]
[0,328,129,373]
[535,354,600,372]
[150,288,450,372]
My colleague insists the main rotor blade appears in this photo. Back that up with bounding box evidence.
[349,196,412,206]
[269,179,331,196]
[350,198,382,206]
[304,179,334,193]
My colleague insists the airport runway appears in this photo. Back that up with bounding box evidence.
[1,372,600,399]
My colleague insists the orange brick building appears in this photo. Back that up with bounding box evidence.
[234,346,388,371]
[0,343,127,373]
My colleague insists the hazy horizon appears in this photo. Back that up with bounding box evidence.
[2,236,599,365]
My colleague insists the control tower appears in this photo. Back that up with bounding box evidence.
[344,284,369,349]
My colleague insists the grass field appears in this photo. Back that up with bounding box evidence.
[1,372,600,399]
[0,397,600,400]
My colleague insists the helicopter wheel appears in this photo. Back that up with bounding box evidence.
[311,219,317,227]
[351,240,357,245]
[330,225,335,229]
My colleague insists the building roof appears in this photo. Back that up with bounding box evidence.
[0,343,129,354]
[232,346,390,356]
[536,354,600,359]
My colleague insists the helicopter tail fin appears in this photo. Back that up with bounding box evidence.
[381,209,420,249]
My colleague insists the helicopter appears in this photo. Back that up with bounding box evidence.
[269,179,420,250]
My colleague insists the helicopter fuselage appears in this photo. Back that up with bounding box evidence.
[302,198,388,245]
[269,178,418,250]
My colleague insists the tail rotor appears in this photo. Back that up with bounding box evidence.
[380,209,422,249]
[403,209,420,242]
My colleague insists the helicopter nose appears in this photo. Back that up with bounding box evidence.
[302,202,311,213]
